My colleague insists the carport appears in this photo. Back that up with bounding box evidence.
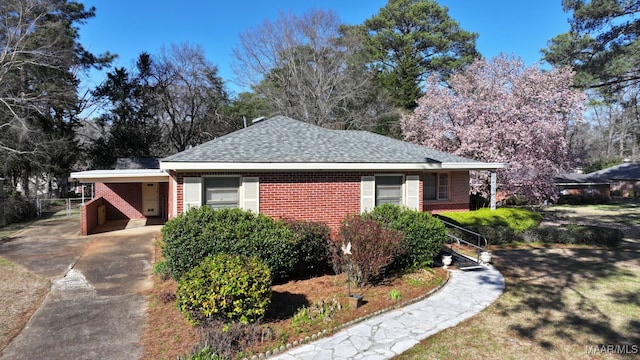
[70,169,170,235]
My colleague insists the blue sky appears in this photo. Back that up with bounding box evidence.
[78,0,571,95]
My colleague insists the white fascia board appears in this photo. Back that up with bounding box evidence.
[160,161,506,171]
[70,170,170,183]
[440,162,508,170]
[161,162,443,171]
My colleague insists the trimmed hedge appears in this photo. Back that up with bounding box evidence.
[176,254,271,326]
[524,224,623,247]
[161,207,297,280]
[440,207,542,233]
[366,204,448,268]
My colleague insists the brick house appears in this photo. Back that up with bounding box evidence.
[72,116,506,236]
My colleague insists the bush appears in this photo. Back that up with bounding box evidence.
[182,321,272,360]
[333,215,405,287]
[161,207,297,280]
[176,254,272,326]
[524,224,622,247]
[284,220,332,277]
[367,204,448,268]
[3,191,37,224]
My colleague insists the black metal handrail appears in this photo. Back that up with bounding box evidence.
[437,218,488,262]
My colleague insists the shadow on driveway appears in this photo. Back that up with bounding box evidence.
[0,217,160,360]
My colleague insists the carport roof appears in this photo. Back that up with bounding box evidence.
[70,169,169,183]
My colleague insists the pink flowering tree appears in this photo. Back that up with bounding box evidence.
[402,55,586,202]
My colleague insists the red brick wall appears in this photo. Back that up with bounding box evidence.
[423,171,470,213]
[81,196,105,235]
[172,170,472,237]
[95,182,145,220]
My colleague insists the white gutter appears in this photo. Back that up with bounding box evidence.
[160,161,508,172]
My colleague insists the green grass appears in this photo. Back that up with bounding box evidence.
[439,207,542,233]
[396,205,640,360]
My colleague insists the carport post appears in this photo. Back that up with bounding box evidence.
[490,171,497,210]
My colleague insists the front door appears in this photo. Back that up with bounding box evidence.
[142,183,159,216]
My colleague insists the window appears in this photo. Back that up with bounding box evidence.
[375,175,403,206]
[182,176,259,213]
[424,173,449,201]
[204,177,240,209]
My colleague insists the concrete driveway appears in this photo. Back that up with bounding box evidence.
[0,217,159,360]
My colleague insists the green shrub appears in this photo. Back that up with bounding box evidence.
[284,220,332,276]
[334,215,406,287]
[161,207,297,280]
[524,224,622,247]
[176,254,271,326]
[440,207,542,233]
[367,204,448,268]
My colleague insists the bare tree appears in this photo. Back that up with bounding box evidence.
[154,43,238,152]
[1,0,112,195]
[232,9,394,130]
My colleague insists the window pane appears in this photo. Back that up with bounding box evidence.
[438,173,449,200]
[204,177,239,209]
[376,176,403,206]
[424,173,437,200]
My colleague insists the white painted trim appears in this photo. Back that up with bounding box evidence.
[70,170,170,183]
[160,161,507,171]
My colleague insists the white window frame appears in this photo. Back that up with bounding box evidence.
[203,176,241,209]
[182,176,259,213]
[361,174,420,212]
[375,174,405,207]
[424,172,450,201]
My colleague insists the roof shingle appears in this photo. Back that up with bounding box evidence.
[162,116,484,165]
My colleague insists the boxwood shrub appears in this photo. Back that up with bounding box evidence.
[284,220,332,277]
[366,204,448,268]
[439,207,542,233]
[176,254,271,326]
[161,207,297,280]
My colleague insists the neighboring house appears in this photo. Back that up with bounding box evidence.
[71,116,506,236]
[555,172,610,199]
[589,162,640,197]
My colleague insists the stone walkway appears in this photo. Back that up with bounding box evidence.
[270,265,504,360]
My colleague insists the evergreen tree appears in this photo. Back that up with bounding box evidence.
[356,0,479,110]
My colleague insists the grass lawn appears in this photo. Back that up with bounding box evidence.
[396,204,640,360]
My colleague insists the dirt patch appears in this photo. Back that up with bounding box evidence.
[0,259,49,352]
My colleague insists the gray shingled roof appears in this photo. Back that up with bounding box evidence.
[115,158,160,169]
[162,116,484,165]
[589,162,640,180]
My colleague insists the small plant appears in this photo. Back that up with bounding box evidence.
[291,297,342,329]
[152,260,171,280]
[388,289,402,302]
[183,321,272,360]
